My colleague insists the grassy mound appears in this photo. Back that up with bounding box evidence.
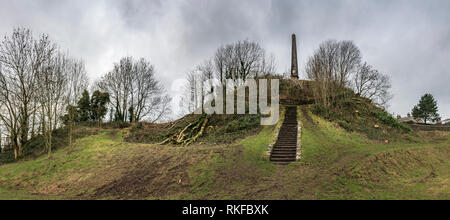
[309,94,413,142]
[0,77,448,199]
[125,113,262,145]
[1,105,448,200]
[0,126,102,165]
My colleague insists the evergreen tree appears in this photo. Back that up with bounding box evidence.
[90,90,110,126]
[61,105,79,125]
[77,90,91,122]
[412,93,440,124]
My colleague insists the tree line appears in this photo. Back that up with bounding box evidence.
[180,39,393,115]
[305,40,392,110]
[179,40,277,115]
[0,28,396,159]
[0,28,171,159]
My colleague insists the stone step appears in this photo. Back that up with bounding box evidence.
[270,157,296,162]
[271,152,296,156]
[279,131,297,134]
[277,140,297,143]
[277,137,297,139]
[272,151,297,154]
[272,147,297,150]
[273,145,297,151]
[270,106,299,164]
[271,153,296,157]
[271,156,297,161]
[273,147,297,150]
[272,148,296,150]
[271,160,296,164]
[273,145,297,148]
[275,142,297,145]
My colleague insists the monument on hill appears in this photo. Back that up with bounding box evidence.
[291,34,299,79]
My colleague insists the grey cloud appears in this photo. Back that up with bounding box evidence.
[1,0,449,118]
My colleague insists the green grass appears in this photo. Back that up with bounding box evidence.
[0,105,449,200]
[0,187,61,200]
[0,129,126,198]
[298,106,450,199]
[311,94,414,142]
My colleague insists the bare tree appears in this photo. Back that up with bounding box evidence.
[354,62,392,109]
[66,59,88,150]
[97,57,171,123]
[0,65,20,159]
[335,41,362,87]
[306,40,361,108]
[180,39,277,115]
[307,40,393,109]
[96,57,132,122]
[0,28,55,159]
[235,40,265,80]
[213,40,274,84]
[198,59,215,104]
[179,70,200,115]
[258,53,277,76]
[36,52,68,157]
[130,58,171,122]
[0,127,2,152]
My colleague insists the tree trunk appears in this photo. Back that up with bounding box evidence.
[14,148,18,160]
[18,142,23,158]
[20,108,29,150]
[68,119,73,151]
[48,130,52,158]
[12,136,19,160]
[31,108,37,138]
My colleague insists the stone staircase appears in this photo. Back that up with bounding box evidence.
[270,106,298,163]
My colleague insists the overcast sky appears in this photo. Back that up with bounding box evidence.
[1,0,449,119]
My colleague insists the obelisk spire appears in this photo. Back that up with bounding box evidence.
[291,34,299,79]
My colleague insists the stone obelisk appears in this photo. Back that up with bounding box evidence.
[291,34,299,79]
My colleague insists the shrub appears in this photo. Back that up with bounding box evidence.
[103,121,131,129]
[226,121,240,133]
[371,109,411,132]
[311,104,328,116]
[338,120,353,132]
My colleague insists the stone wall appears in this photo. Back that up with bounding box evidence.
[296,120,302,161]
[407,124,450,131]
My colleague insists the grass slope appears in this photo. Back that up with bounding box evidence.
[0,106,449,200]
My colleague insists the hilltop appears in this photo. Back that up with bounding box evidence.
[0,84,449,199]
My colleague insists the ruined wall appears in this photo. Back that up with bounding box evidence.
[407,124,450,131]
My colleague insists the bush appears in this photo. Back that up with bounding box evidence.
[371,109,411,132]
[0,125,101,165]
[311,104,328,116]
[0,150,15,164]
[338,120,353,132]
[226,121,240,133]
[102,121,131,129]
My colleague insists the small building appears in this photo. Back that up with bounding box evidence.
[442,119,450,125]
[397,113,423,124]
